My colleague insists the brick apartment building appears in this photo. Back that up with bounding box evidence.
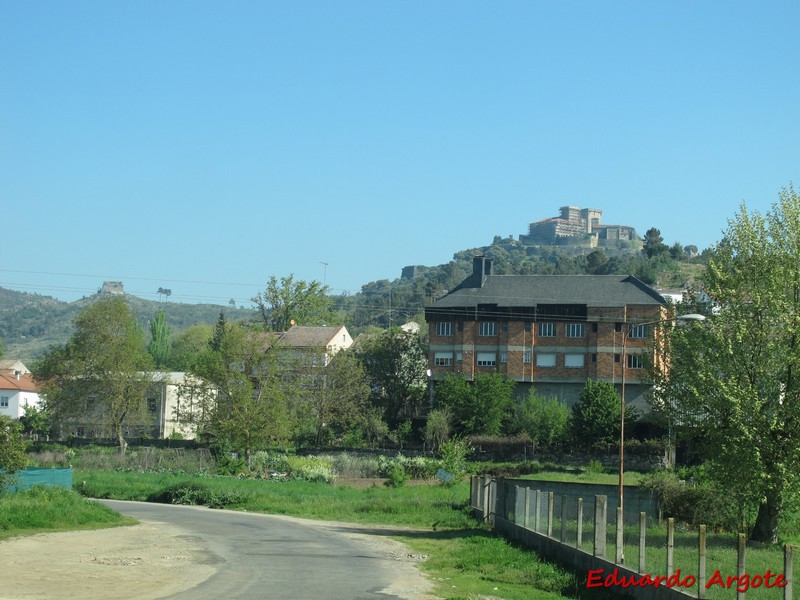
[424,257,669,409]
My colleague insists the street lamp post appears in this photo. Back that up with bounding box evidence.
[616,312,706,564]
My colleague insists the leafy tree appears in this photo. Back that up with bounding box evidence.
[435,372,515,436]
[33,298,154,454]
[392,420,413,449]
[642,227,669,258]
[252,275,335,332]
[586,249,609,274]
[186,322,292,467]
[653,186,800,544]
[424,408,451,451]
[515,391,569,448]
[167,324,214,371]
[361,407,389,449]
[355,327,428,426]
[570,380,638,449]
[0,416,28,489]
[19,405,50,440]
[148,310,172,369]
[291,349,370,448]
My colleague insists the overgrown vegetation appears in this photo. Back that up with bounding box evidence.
[0,486,134,540]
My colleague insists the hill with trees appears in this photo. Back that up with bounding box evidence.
[1,227,706,361]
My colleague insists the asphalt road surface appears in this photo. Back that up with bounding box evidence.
[99,500,432,600]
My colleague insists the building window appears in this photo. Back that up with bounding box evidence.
[538,322,556,337]
[566,323,585,338]
[614,353,621,363]
[456,352,463,362]
[434,352,453,367]
[615,323,623,332]
[502,322,509,332]
[627,354,644,369]
[476,352,497,367]
[628,324,648,339]
[500,352,508,364]
[592,322,598,333]
[536,353,557,368]
[523,351,532,364]
[565,354,585,368]
[524,322,532,332]
[0,396,8,408]
[592,353,597,363]
[479,322,497,336]
[436,322,453,336]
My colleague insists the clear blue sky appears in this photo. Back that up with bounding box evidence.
[2,1,798,305]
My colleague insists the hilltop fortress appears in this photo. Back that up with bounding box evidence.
[520,206,640,249]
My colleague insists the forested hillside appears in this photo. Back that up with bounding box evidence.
[1,231,706,362]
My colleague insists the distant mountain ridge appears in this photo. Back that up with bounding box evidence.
[0,287,254,362]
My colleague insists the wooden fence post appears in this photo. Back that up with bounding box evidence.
[639,512,646,574]
[594,495,607,559]
[535,490,541,533]
[666,518,675,577]
[547,492,554,538]
[737,533,746,600]
[577,498,584,549]
[514,485,521,523]
[561,495,567,542]
[698,525,706,599]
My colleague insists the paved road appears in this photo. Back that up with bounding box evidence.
[99,500,425,600]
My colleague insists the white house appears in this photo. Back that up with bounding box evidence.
[0,363,40,419]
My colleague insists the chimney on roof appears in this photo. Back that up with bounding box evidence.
[14,370,21,381]
[465,256,493,288]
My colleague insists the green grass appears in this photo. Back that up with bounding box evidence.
[0,485,135,540]
[398,530,581,600]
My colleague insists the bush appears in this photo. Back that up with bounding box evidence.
[148,481,246,509]
[438,437,472,485]
[583,459,605,475]
[383,463,410,488]
[250,451,290,475]
[641,469,746,531]
[286,455,336,483]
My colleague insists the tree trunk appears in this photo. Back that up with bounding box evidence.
[117,432,128,456]
[751,493,781,544]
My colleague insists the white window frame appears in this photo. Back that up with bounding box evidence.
[500,352,508,364]
[434,352,454,367]
[538,322,556,337]
[628,324,648,339]
[523,351,532,364]
[566,323,585,338]
[0,396,8,408]
[536,353,557,368]
[436,322,453,336]
[476,352,497,367]
[479,322,497,336]
[564,353,585,368]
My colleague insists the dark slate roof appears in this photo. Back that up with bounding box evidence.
[432,275,667,309]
